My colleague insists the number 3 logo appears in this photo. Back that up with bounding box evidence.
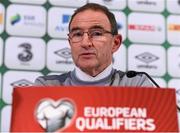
[18,43,33,62]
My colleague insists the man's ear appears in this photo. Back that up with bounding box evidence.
[112,34,122,53]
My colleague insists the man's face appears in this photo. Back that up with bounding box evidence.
[69,10,121,76]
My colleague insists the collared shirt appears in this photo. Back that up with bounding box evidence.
[74,64,113,82]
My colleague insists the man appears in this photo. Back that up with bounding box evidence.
[35,3,153,87]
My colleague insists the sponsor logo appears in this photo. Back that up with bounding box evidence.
[0,13,3,24]
[117,22,123,30]
[128,24,161,32]
[168,24,180,31]
[135,52,159,69]
[35,98,75,132]
[136,0,157,5]
[55,14,71,32]
[24,14,44,27]
[11,14,21,25]
[62,14,71,24]
[10,13,44,27]
[18,43,33,64]
[10,79,33,87]
[54,47,73,64]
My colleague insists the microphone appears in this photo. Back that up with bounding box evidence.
[126,70,160,88]
[126,70,180,111]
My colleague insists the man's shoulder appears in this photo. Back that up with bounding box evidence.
[34,72,70,86]
[112,69,153,87]
[115,69,125,74]
[39,72,70,80]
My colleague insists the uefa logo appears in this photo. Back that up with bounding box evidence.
[35,98,75,132]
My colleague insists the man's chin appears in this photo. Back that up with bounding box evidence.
[78,64,98,71]
[80,65,96,70]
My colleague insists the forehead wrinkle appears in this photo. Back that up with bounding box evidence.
[70,19,110,31]
[70,10,111,30]
[70,25,105,32]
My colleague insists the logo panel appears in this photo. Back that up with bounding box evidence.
[47,40,74,72]
[0,4,5,34]
[128,13,165,44]
[88,0,126,10]
[168,79,180,112]
[6,4,46,37]
[167,15,180,45]
[167,0,180,14]
[167,47,180,77]
[5,37,46,70]
[2,71,42,104]
[128,0,165,12]
[113,44,126,71]
[49,0,87,7]
[9,0,47,5]
[48,7,74,39]
[0,106,12,132]
[0,37,3,67]
[128,44,166,76]
[112,11,126,41]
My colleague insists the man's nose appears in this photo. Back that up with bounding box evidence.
[80,32,93,47]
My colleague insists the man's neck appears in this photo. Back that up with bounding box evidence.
[75,64,113,82]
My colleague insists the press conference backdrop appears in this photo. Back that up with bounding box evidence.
[0,0,179,131]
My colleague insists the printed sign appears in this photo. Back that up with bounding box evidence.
[11,86,178,132]
[9,0,47,5]
[6,4,46,37]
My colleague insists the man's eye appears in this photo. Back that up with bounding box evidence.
[91,31,103,36]
[72,32,83,37]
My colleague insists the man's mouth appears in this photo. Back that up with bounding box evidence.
[80,52,96,58]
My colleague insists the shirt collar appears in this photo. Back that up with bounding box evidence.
[74,64,113,82]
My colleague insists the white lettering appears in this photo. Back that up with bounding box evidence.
[146,119,156,131]
[76,117,85,131]
[75,107,155,132]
